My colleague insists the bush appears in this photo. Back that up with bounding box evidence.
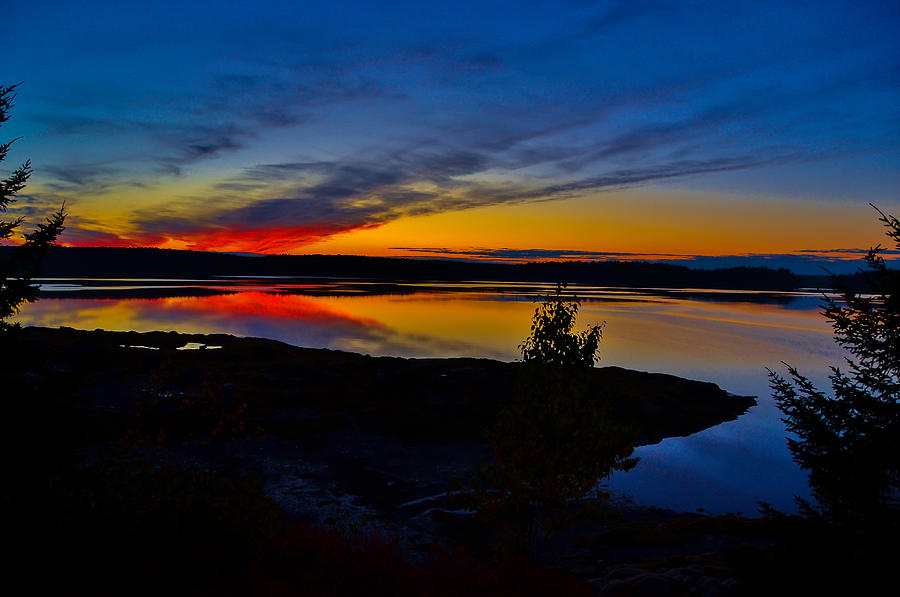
[468,284,637,554]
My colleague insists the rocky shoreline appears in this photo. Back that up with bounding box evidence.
[6,325,759,594]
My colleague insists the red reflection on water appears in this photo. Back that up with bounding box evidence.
[15,292,387,339]
[161,291,384,328]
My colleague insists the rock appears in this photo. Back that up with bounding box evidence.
[629,573,676,596]
[695,576,718,592]
[586,577,607,592]
[597,579,626,596]
[602,567,646,582]
[663,568,689,584]
[720,578,738,595]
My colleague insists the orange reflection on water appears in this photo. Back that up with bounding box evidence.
[14,285,842,376]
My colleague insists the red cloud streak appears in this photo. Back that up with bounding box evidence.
[61,222,382,254]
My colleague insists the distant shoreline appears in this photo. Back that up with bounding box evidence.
[1,245,841,290]
[25,277,827,305]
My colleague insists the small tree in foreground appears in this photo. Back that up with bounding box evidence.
[518,284,604,368]
[468,284,637,554]
[769,205,899,530]
[0,83,66,334]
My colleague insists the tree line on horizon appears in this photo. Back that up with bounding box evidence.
[0,244,837,290]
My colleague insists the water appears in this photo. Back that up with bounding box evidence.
[15,278,846,515]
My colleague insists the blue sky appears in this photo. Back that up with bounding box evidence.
[2,0,899,270]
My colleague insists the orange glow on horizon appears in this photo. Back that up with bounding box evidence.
[40,186,900,259]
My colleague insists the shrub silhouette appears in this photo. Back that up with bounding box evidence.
[518,283,604,368]
[769,205,899,531]
[468,284,637,554]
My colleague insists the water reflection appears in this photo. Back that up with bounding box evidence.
[15,279,844,514]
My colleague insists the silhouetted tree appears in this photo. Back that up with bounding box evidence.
[518,284,604,368]
[468,284,637,554]
[769,206,899,530]
[0,83,66,333]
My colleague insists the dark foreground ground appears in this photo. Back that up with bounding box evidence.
[2,327,895,595]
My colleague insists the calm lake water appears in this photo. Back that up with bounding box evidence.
[16,278,846,515]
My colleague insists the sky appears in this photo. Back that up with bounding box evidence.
[2,0,899,272]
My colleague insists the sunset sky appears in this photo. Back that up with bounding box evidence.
[3,1,899,271]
